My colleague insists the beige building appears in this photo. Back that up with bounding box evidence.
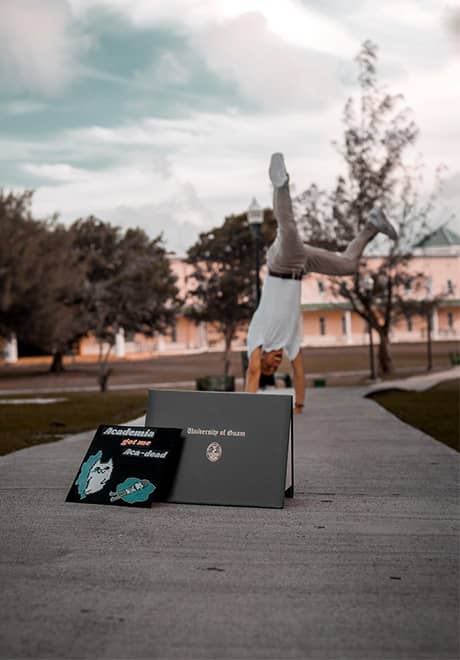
[2,227,459,362]
[81,225,459,358]
[299,226,459,348]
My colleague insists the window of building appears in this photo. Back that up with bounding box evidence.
[448,312,454,330]
[171,323,177,342]
[407,317,413,332]
[447,279,454,295]
[425,277,433,295]
[125,331,135,342]
[317,280,325,293]
[319,317,326,336]
[341,315,347,335]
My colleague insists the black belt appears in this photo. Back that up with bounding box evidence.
[269,269,303,281]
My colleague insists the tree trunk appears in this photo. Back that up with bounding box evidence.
[426,312,433,371]
[223,345,230,377]
[49,352,64,373]
[377,332,393,375]
[223,330,233,377]
[98,364,112,392]
[97,340,113,392]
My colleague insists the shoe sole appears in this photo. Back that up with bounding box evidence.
[269,153,288,187]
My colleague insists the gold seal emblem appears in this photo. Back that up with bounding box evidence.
[206,441,222,462]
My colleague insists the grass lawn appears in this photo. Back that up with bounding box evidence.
[371,379,460,452]
[0,391,148,456]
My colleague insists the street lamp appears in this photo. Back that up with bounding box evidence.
[247,197,263,306]
[363,275,376,381]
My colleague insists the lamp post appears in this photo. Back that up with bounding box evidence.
[363,275,376,380]
[247,197,263,307]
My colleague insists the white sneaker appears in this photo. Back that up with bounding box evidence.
[368,207,398,241]
[269,153,289,188]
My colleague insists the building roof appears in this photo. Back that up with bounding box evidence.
[416,225,460,248]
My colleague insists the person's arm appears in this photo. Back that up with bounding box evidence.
[290,350,305,414]
[245,347,262,393]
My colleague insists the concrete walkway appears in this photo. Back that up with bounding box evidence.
[0,387,458,660]
[366,366,460,395]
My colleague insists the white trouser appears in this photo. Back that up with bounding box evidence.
[266,182,377,275]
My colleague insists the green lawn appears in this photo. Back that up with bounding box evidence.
[0,391,148,456]
[371,379,460,452]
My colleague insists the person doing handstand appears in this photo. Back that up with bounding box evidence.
[245,153,398,413]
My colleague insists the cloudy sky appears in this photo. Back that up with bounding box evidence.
[1,0,459,253]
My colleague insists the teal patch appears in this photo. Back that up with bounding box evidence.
[109,478,155,504]
[75,450,103,499]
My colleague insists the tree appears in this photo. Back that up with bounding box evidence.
[21,223,88,372]
[0,190,43,339]
[186,210,275,377]
[1,195,179,384]
[395,274,450,371]
[296,41,444,375]
[71,217,179,391]
[0,190,86,371]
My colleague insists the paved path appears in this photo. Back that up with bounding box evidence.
[0,388,458,660]
[366,366,460,394]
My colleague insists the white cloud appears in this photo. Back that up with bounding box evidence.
[0,0,84,94]
[105,192,213,255]
[442,172,460,202]
[191,12,349,111]
[67,106,344,191]
[14,77,457,252]
[68,0,222,27]
[69,0,357,57]
[218,0,356,57]
[446,4,460,46]
[68,1,357,111]
[23,163,90,182]
[11,106,344,252]
[389,58,460,175]
[375,1,442,29]
[3,0,459,249]
[24,158,219,252]
[28,162,179,217]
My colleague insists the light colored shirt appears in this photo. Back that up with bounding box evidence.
[247,275,301,361]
